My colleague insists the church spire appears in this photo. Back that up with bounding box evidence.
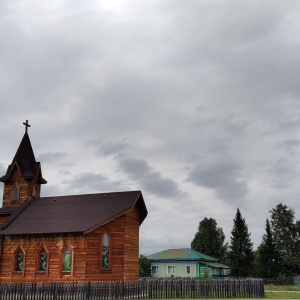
[0,121,47,207]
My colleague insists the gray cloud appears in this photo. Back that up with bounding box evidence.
[96,142,183,198]
[267,158,297,189]
[0,163,5,176]
[1,1,300,255]
[186,161,249,203]
[119,157,182,199]
[37,152,67,163]
[65,173,126,195]
[95,142,129,157]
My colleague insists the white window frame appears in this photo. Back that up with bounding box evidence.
[221,268,230,275]
[167,265,175,274]
[151,265,158,275]
[200,267,212,275]
[212,268,220,275]
[186,265,191,275]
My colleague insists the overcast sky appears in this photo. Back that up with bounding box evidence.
[1,0,300,256]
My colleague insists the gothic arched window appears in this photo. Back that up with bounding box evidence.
[36,246,49,275]
[101,232,110,270]
[13,245,25,275]
[61,246,72,274]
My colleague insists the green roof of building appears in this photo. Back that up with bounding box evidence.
[147,248,218,262]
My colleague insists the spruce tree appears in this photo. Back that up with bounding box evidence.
[228,208,254,277]
[255,218,280,278]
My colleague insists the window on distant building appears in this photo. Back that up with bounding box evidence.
[212,268,220,275]
[221,268,230,275]
[151,266,158,275]
[200,267,212,275]
[61,246,72,274]
[13,245,25,275]
[167,266,175,274]
[186,265,191,275]
[101,232,110,270]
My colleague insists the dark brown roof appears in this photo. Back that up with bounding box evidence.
[0,133,47,183]
[0,206,19,215]
[0,191,147,235]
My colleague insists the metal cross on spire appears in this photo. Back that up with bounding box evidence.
[23,120,31,133]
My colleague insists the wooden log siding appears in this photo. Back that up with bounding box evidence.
[2,168,41,207]
[0,279,264,299]
[0,209,141,282]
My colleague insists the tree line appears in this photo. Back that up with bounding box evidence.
[191,203,300,278]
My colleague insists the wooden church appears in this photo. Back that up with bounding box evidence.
[0,121,147,282]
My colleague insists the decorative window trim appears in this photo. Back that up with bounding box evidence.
[12,245,26,276]
[100,231,111,273]
[60,244,74,276]
[11,184,19,203]
[35,244,49,276]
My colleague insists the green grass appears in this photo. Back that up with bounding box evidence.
[265,285,300,299]
[265,285,300,292]
[265,291,300,299]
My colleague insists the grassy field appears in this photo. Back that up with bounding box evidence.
[265,285,300,299]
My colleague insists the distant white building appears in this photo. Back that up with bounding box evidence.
[147,248,230,278]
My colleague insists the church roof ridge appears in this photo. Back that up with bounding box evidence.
[0,190,147,236]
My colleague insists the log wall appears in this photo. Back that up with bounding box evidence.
[0,210,140,282]
[2,167,41,207]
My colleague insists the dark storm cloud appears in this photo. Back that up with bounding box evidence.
[118,157,182,198]
[96,142,183,198]
[186,161,249,203]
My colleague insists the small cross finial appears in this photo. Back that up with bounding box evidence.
[23,120,31,133]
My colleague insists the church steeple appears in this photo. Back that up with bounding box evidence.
[0,121,47,207]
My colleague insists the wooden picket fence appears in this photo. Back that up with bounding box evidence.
[0,278,264,299]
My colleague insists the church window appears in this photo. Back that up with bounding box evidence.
[32,186,36,197]
[13,245,25,275]
[36,247,48,274]
[61,246,73,274]
[101,232,110,270]
[12,185,19,202]
[15,251,23,272]
[39,250,47,271]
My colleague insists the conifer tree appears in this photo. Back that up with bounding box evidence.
[228,208,254,277]
[255,218,280,278]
